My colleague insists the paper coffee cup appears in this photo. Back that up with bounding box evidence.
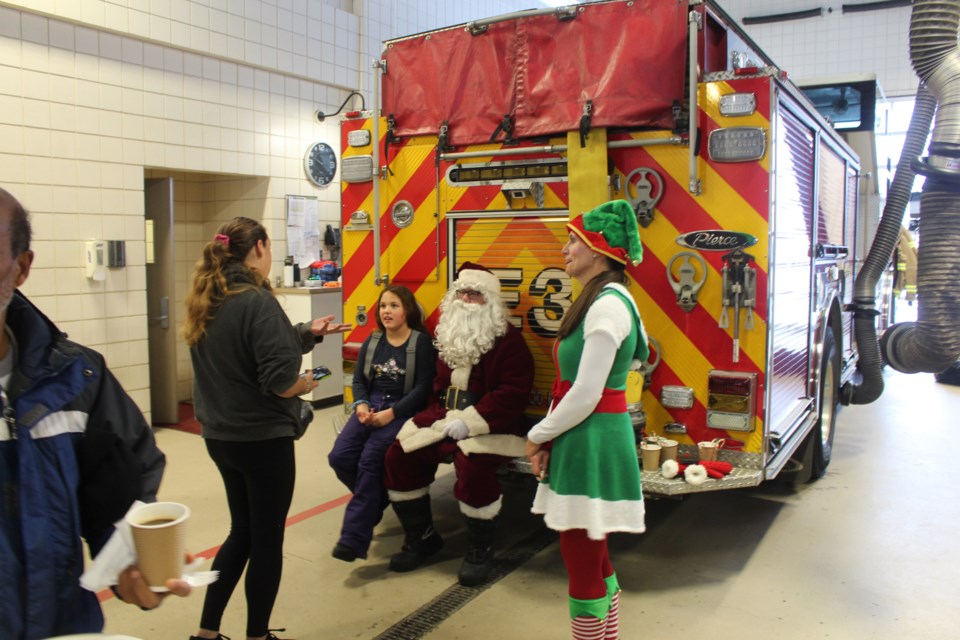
[658,438,679,463]
[126,501,190,591]
[697,440,718,461]
[640,443,662,472]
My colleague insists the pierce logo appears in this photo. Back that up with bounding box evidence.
[676,230,758,251]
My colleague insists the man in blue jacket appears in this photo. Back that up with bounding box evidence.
[0,187,190,639]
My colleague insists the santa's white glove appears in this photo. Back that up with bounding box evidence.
[442,419,469,441]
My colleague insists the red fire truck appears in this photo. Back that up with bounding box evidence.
[337,0,865,495]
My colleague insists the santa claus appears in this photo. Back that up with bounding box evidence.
[384,262,534,586]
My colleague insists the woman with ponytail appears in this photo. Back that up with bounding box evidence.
[183,217,348,640]
[525,200,649,640]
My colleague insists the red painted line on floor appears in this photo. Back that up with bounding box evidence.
[96,492,352,603]
[285,493,352,526]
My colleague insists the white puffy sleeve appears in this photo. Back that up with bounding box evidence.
[583,293,634,344]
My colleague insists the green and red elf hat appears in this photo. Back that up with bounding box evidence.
[567,199,643,269]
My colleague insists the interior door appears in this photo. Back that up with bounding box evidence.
[144,177,179,425]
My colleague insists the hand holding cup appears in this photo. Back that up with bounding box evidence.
[125,502,190,592]
[115,555,193,609]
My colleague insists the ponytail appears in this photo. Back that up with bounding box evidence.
[182,217,270,345]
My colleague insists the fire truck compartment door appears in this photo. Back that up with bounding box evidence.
[378,136,443,285]
[449,213,571,415]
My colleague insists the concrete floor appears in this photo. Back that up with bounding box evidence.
[100,366,960,640]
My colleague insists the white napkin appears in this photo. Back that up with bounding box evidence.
[80,501,218,592]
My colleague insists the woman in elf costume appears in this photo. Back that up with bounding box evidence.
[525,199,649,640]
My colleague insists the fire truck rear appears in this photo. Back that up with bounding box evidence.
[338,0,863,496]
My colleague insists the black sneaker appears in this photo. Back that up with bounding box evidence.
[331,543,358,562]
[389,527,444,572]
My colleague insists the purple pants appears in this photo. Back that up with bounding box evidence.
[327,390,403,557]
[384,437,508,509]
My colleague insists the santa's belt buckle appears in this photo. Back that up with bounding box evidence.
[443,387,476,410]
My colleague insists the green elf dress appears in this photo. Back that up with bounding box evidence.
[529,283,648,540]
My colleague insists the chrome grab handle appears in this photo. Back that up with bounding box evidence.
[155,296,169,329]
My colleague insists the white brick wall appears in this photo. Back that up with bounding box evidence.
[1,0,537,420]
[719,0,916,98]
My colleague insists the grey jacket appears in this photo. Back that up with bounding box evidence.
[190,267,317,441]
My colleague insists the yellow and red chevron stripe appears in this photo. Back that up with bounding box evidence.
[341,121,571,417]
[342,76,776,452]
[341,121,447,345]
[451,215,570,414]
[608,77,774,453]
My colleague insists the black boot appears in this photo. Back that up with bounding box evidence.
[389,495,444,572]
[458,516,496,587]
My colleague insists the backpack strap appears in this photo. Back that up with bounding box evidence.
[403,329,420,395]
[365,329,420,394]
[364,331,382,382]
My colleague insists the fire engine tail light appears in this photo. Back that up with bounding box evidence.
[707,127,766,162]
[342,343,361,360]
[347,129,371,147]
[342,155,374,183]
[707,370,758,432]
[718,93,757,117]
[660,385,695,409]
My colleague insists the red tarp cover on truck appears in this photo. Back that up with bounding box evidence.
[381,0,689,146]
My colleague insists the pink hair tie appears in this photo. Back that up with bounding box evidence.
[214,233,230,247]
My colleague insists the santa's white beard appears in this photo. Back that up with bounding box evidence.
[435,296,508,370]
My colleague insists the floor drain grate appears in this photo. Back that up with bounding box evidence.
[373,525,558,640]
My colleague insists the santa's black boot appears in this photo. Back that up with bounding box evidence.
[458,517,496,587]
[389,496,444,572]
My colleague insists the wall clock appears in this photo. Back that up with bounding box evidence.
[304,142,337,186]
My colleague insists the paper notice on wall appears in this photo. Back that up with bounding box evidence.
[287,230,306,257]
[286,195,320,268]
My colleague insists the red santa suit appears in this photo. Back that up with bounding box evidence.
[382,262,534,585]
[385,314,534,516]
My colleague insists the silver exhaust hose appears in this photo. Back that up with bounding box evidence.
[879,0,960,375]
[845,84,936,404]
